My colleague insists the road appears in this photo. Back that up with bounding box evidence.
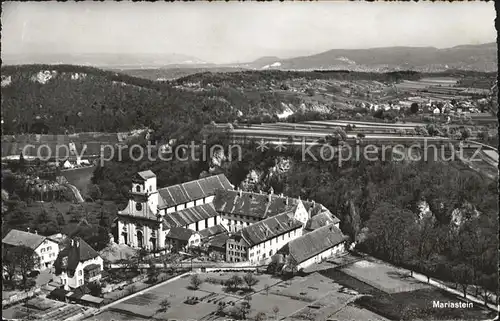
[411,272,499,312]
[65,184,85,203]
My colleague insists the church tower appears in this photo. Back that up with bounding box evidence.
[130,170,158,216]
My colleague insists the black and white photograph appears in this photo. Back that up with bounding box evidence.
[1,1,498,321]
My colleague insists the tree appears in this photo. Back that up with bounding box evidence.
[460,127,472,140]
[479,274,496,306]
[56,212,65,226]
[331,127,347,141]
[11,245,38,289]
[272,305,280,320]
[147,260,159,283]
[88,184,102,200]
[365,202,415,263]
[255,312,267,321]
[226,274,243,291]
[159,298,171,312]
[415,126,429,136]
[2,246,17,284]
[87,282,102,297]
[410,103,419,114]
[237,299,252,320]
[452,263,473,298]
[189,274,203,290]
[243,272,259,290]
[264,284,270,296]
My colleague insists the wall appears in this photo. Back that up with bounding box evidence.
[296,242,345,270]
[35,239,60,270]
[226,238,248,263]
[2,287,42,307]
[248,227,303,264]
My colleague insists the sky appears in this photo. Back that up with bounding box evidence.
[1,1,496,64]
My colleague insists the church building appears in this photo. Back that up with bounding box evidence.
[115,170,233,251]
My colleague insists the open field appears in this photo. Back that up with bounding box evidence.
[341,258,431,294]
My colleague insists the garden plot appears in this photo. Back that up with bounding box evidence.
[87,309,148,321]
[246,292,310,320]
[341,259,430,294]
[287,289,360,321]
[270,273,337,301]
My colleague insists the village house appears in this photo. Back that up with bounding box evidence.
[115,171,233,251]
[279,224,347,272]
[198,224,227,241]
[53,237,103,290]
[226,212,304,264]
[164,227,201,253]
[2,229,60,271]
[204,233,230,261]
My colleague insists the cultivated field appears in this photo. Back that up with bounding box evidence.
[109,272,284,320]
[340,258,431,294]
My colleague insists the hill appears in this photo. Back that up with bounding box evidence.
[1,52,208,68]
[238,43,497,72]
[1,64,496,135]
[113,66,247,81]
[0,64,240,134]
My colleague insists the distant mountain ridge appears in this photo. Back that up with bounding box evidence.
[2,43,495,80]
[239,43,497,72]
[1,52,208,69]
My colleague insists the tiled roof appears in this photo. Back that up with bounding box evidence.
[83,263,101,271]
[2,229,48,250]
[199,224,227,239]
[163,203,218,229]
[54,238,100,278]
[158,174,233,209]
[281,224,347,264]
[236,212,303,247]
[166,227,196,241]
[302,201,328,217]
[305,211,340,231]
[136,170,156,181]
[213,190,299,219]
[207,233,230,249]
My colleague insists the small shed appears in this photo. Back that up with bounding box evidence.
[48,288,70,302]
[79,294,105,307]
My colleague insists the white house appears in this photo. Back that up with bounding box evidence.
[279,224,347,271]
[53,237,103,290]
[226,212,305,264]
[164,227,201,253]
[2,229,60,271]
[62,160,74,169]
